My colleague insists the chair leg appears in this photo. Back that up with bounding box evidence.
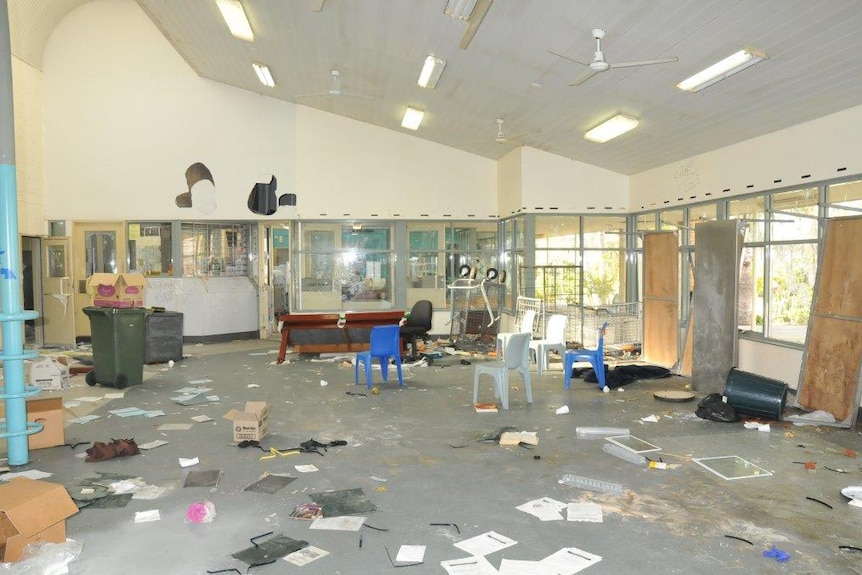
[365,360,374,389]
[563,354,572,390]
[521,368,532,404]
[593,359,606,389]
[473,371,480,404]
[498,372,509,410]
[380,356,389,382]
[536,344,545,377]
[355,357,361,385]
[395,358,403,386]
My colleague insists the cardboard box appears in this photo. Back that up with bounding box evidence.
[87,273,146,307]
[0,397,65,450]
[0,477,78,562]
[223,401,270,442]
[29,357,70,391]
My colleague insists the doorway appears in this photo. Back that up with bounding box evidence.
[72,222,126,341]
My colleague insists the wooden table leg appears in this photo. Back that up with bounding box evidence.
[277,324,290,364]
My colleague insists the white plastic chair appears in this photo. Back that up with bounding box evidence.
[473,332,532,410]
[529,313,568,376]
[496,309,536,359]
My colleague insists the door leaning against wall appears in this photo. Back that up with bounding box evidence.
[72,222,127,341]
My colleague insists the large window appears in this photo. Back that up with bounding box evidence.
[128,222,172,276]
[295,222,393,311]
[181,223,252,277]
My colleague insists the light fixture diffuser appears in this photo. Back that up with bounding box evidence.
[253,63,275,87]
[584,114,639,143]
[677,49,766,92]
[401,107,424,131]
[418,56,447,89]
[216,0,254,42]
[444,0,478,20]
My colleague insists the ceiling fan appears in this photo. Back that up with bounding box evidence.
[548,28,678,86]
[462,118,525,147]
[294,70,375,100]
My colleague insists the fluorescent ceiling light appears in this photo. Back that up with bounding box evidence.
[418,56,447,89]
[677,49,766,92]
[584,114,639,143]
[216,0,254,42]
[401,107,424,131]
[253,63,275,87]
[444,0,477,20]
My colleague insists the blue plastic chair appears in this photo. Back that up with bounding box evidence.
[355,324,403,389]
[563,321,608,390]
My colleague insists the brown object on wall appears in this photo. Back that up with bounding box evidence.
[642,232,679,368]
[798,215,862,425]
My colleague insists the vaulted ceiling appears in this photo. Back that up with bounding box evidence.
[10,0,862,175]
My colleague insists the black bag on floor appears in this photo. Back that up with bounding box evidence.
[696,393,740,423]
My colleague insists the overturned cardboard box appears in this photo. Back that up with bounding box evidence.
[0,477,79,562]
[223,401,270,442]
[0,397,65,450]
[29,357,70,391]
[87,273,146,308]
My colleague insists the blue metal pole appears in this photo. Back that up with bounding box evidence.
[0,0,40,466]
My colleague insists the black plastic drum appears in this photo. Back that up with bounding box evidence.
[723,368,788,420]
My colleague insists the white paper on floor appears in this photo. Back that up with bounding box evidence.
[516,497,566,521]
[309,516,366,531]
[566,502,603,523]
[179,457,199,468]
[69,415,101,424]
[191,415,214,423]
[158,423,193,431]
[0,469,52,481]
[295,464,319,473]
[499,558,551,575]
[440,554,498,575]
[283,545,330,566]
[134,510,161,523]
[396,545,426,563]
[138,439,169,450]
[541,547,602,574]
[454,530,516,556]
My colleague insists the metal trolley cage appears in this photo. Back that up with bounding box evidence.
[447,278,505,344]
[567,302,642,356]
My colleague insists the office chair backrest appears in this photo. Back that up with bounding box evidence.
[405,300,433,329]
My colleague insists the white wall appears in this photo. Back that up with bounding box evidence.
[519,147,629,213]
[738,339,803,390]
[42,0,297,222]
[295,106,496,219]
[11,56,44,236]
[497,147,522,217]
[630,104,862,210]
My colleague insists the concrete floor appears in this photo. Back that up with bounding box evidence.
[7,339,862,574]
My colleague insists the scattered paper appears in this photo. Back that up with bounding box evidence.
[284,545,329,566]
[110,480,141,494]
[176,387,212,394]
[288,503,323,520]
[134,510,161,523]
[370,475,388,483]
[104,392,125,399]
[743,421,771,432]
[295,464,319,473]
[516,497,566,521]
[396,545,426,564]
[641,414,660,423]
[454,531,516,557]
[541,547,602,574]
[138,439,169,450]
[0,469,52,481]
[188,379,213,385]
[179,457,199,468]
[110,407,148,417]
[441,555,498,575]
[309,516,366,531]
[247,383,261,388]
[191,415,214,423]
[145,410,166,418]
[69,415,101,424]
[566,502,603,523]
[76,396,104,403]
[63,401,81,408]
[320,380,329,386]
[499,559,550,575]
[158,423,193,431]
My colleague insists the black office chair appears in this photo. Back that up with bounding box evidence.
[400,300,433,361]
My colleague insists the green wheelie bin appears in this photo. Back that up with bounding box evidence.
[83,306,146,389]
